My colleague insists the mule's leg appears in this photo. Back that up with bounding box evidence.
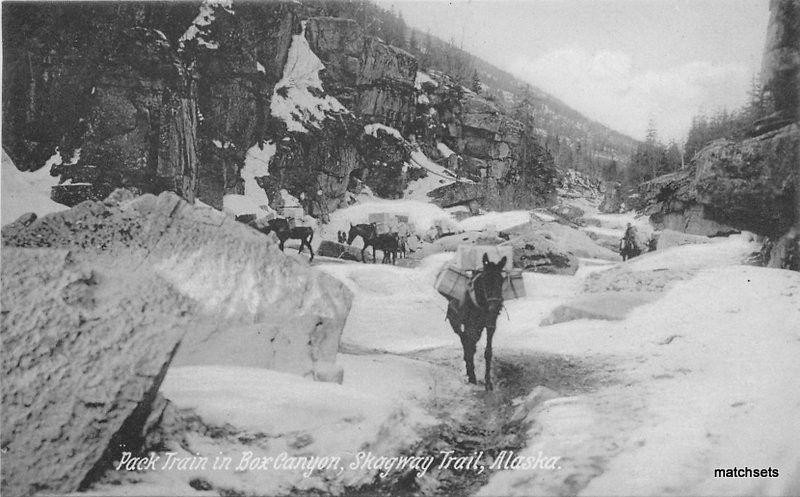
[279,238,286,252]
[298,238,304,253]
[459,332,478,384]
[372,246,377,263]
[307,238,315,262]
[361,246,367,263]
[484,326,496,391]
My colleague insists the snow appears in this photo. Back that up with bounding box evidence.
[270,21,347,133]
[417,93,430,105]
[404,148,458,201]
[178,0,232,50]
[458,210,530,232]
[414,71,438,89]
[364,123,403,141]
[81,202,800,496]
[1,149,68,225]
[220,142,276,220]
[436,141,455,158]
[256,61,266,73]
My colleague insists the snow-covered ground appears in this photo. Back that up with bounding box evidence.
[308,208,800,496]
[80,195,798,496]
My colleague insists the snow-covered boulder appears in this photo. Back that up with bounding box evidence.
[1,247,194,496]
[3,192,352,382]
[504,220,619,262]
[506,232,579,275]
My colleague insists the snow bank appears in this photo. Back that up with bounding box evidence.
[318,253,456,354]
[271,22,347,133]
[220,142,276,220]
[404,148,457,201]
[364,123,403,141]
[1,149,67,225]
[459,210,531,232]
[436,141,455,158]
[414,71,438,89]
[481,235,798,497]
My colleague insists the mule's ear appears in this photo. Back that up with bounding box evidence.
[482,252,489,266]
[499,256,507,269]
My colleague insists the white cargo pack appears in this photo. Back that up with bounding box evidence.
[281,206,305,219]
[368,212,394,224]
[457,244,513,271]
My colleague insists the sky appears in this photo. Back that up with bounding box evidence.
[377,0,772,142]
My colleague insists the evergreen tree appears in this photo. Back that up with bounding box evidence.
[471,70,481,94]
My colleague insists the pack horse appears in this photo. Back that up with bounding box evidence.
[436,247,524,391]
[346,223,399,264]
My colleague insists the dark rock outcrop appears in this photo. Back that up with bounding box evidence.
[641,125,797,238]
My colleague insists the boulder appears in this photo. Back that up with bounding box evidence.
[548,203,585,224]
[2,192,352,376]
[317,240,362,260]
[507,232,579,275]
[1,247,194,497]
[505,221,619,261]
[766,228,800,270]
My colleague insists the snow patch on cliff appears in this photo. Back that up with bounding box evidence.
[179,0,233,50]
[1,149,68,225]
[271,22,347,133]
[403,149,460,201]
[364,123,403,141]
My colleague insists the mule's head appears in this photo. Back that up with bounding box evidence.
[346,223,361,245]
[478,253,507,314]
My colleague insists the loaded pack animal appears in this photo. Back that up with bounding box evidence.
[446,253,507,391]
[346,223,399,264]
[620,224,642,261]
[247,217,315,261]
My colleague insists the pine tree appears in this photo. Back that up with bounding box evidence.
[471,70,481,94]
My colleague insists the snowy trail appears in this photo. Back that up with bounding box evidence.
[317,208,800,497]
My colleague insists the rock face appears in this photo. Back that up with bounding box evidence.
[641,126,798,238]
[693,125,799,237]
[761,0,800,125]
[599,181,622,213]
[418,71,558,210]
[1,247,193,497]
[2,3,562,220]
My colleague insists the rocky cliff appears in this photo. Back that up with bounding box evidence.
[418,71,558,210]
[2,1,560,220]
[638,0,799,268]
